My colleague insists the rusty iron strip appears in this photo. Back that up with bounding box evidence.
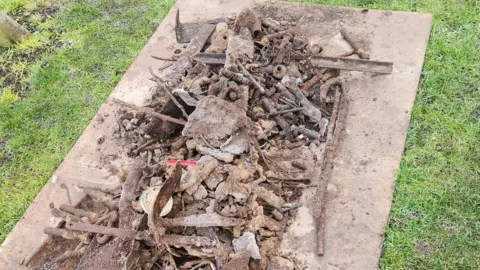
[95,211,119,245]
[175,9,222,44]
[149,161,182,245]
[112,98,187,126]
[267,107,305,117]
[310,56,393,74]
[300,74,322,95]
[182,23,215,56]
[60,183,82,220]
[66,221,151,242]
[119,160,142,229]
[49,203,82,223]
[151,55,175,61]
[315,86,343,256]
[64,221,216,248]
[273,34,293,64]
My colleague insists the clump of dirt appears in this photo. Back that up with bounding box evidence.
[1,5,64,95]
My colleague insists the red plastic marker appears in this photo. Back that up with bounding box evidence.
[166,160,197,166]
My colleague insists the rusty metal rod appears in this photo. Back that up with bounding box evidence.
[149,67,189,119]
[340,28,370,59]
[59,204,101,222]
[236,60,266,95]
[112,98,187,125]
[316,87,342,256]
[267,107,305,117]
[263,29,291,40]
[300,74,322,95]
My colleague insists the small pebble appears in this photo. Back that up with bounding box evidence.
[130,118,139,125]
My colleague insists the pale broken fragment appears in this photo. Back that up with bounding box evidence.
[204,167,224,190]
[139,186,173,217]
[193,185,208,201]
[182,95,250,147]
[157,212,245,228]
[220,132,250,155]
[215,179,251,202]
[271,209,284,221]
[232,231,261,259]
[247,214,282,232]
[224,160,255,182]
[183,245,215,257]
[252,185,286,210]
[225,27,254,70]
[177,155,218,193]
[196,145,234,163]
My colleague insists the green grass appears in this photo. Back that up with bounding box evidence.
[1,0,479,269]
[0,0,174,242]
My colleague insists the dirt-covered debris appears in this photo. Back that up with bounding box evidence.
[35,4,388,269]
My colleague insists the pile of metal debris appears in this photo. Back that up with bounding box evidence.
[43,8,392,270]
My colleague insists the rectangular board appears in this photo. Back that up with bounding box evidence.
[0,1,432,269]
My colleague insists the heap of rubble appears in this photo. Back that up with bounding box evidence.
[43,8,391,270]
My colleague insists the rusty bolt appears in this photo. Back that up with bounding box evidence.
[272,65,287,79]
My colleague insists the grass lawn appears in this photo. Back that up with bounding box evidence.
[1,0,479,269]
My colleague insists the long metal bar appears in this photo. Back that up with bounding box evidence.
[310,56,393,74]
